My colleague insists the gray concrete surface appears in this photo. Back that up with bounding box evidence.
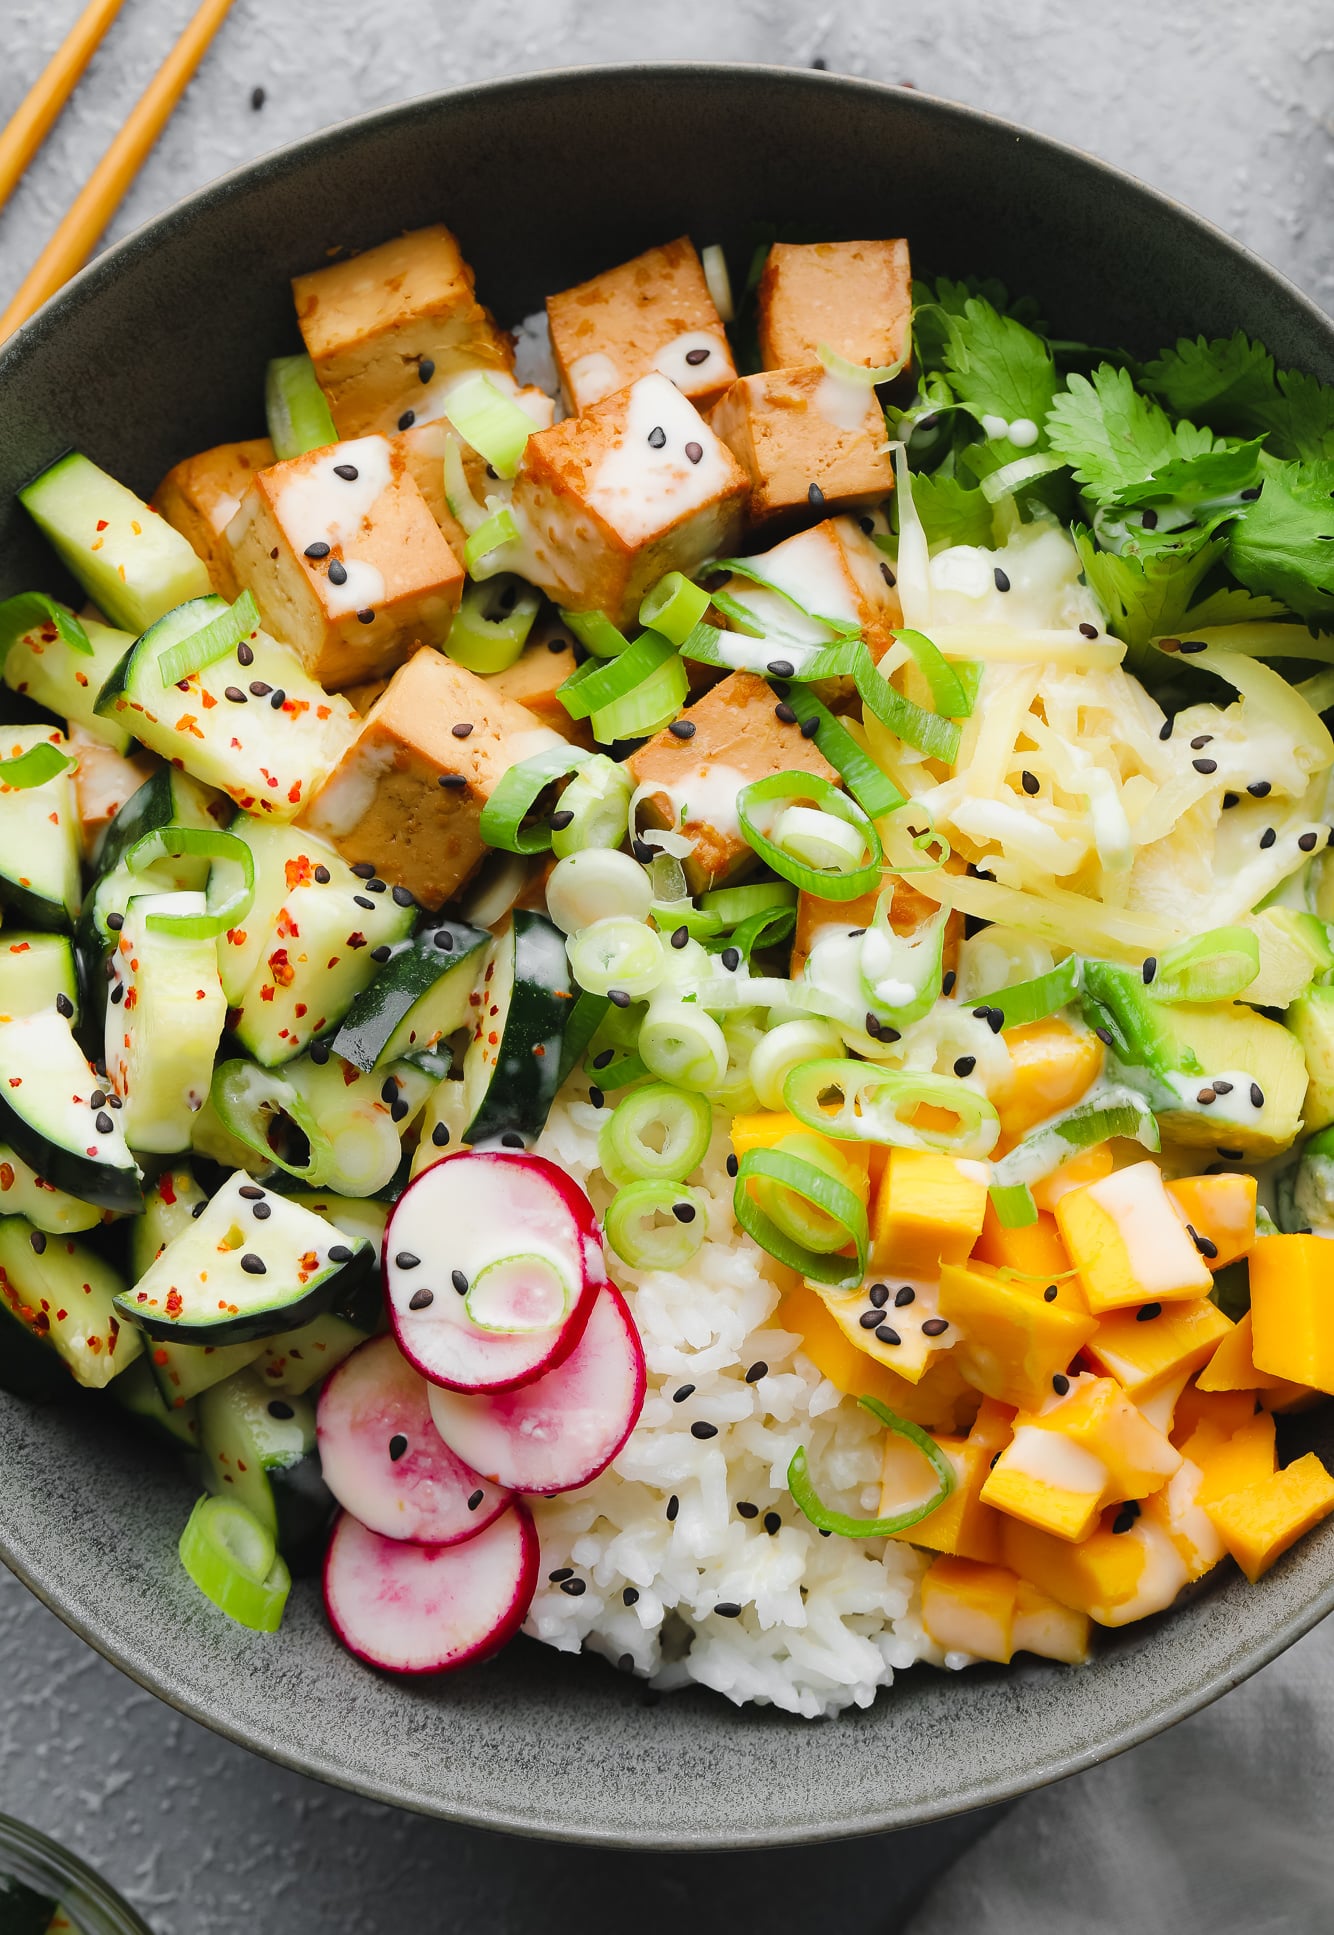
[1,3,1332,1929]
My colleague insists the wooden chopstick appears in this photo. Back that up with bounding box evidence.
[0,0,128,215]
[0,0,238,345]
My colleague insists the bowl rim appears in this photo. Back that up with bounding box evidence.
[0,1812,151,1933]
[2,59,1334,1848]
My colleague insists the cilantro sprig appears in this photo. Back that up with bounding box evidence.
[1140,332,1334,463]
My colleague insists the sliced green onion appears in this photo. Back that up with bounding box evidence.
[209,1059,334,1183]
[738,771,882,901]
[992,1087,1161,1188]
[0,591,91,657]
[446,577,540,674]
[551,755,634,858]
[545,849,652,934]
[0,740,74,790]
[979,953,1083,1028]
[733,1146,867,1286]
[725,903,797,962]
[639,999,729,1092]
[714,1010,765,1114]
[782,686,904,821]
[706,587,770,638]
[639,572,711,646]
[989,1182,1038,1229]
[979,452,1067,504]
[651,900,722,942]
[559,990,610,1086]
[880,801,952,877]
[709,556,862,638]
[750,1018,845,1111]
[893,629,973,718]
[559,608,630,659]
[701,242,734,321]
[1152,926,1261,1003]
[782,1058,1001,1160]
[699,881,798,926]
[787,1398,954,1538]
[465,1253,573,1333]
[567,917,664,1000]
[605,1179,708,1270]
[462,504,519,575]
[592,1049,649,1092]
[598,1082,712,1188]
[443,434,487,536]
[772,802,868,874]
[858,901,946,1028]
[558,630,676,719]
[591,650,688,743]
[815,341,907,388]
[478,745,593,855]
[265,353,337,460]
[126,825,256,937]
[179,1494,291,1632]
[444,373,534,479]
[157,590,261,688]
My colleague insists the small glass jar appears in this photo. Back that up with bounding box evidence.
[0,1814,150,1934]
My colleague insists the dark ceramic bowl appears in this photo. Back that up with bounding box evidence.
[2,64,1332,1850]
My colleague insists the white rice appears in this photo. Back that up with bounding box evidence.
[528,1089,946,1718]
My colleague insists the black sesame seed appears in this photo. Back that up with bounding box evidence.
[1222,792,1240,809]
[860,1309,884,1330]
[767,659,795,678]
[1094,1026,1114,1046]
[268,1400,294,1420]
[876,1326,902,1346]
[389,1433,408,1462]
[715,1603,743,1619]
[409,1287,434,1310]
[431,1123,451,1148]
[623,1586,640,1606]
[986,1008,1004,1034]
[251,84,266,109]
[333,463,359,481]
[800,715,820,739]
[922,1317,949,1337]
[684,441,703,465]
[419,359,435,384]
[587,1085,605,1109]
[672,1201,696,1223]
[1020,769,1040,796]
[269,687,286,711]
[1192,758,1218,775]
[591,1049,615,1070]
[502,1132,524,1149]
[953,1054,976,1078]
[1052,1373,1070,1395]
[1189,1226,1219,1259]
[1112,1507,1137,1534]
[395,1250,421,1270]
[451,1269,469,1295]
[722,946,740,972]
[55,992,74,1019]
[672,1384,697,1405]
[671,925,689,949]
[549,1567,573,1582]
[372,946,393,965]
[391,884,416,908]
[1259,827,1277,849]
[737,1500,759,1519]
[1299,831,1318,852]
[1043,1284,1058,1302]
[1197,1088,1217,1105]
[224,685,247,702]
[632,839,656,863]
[880,562,896,588]
[666,1494,679,1521]
[668,719,696,740]
[353,894,374,910]
[1159,719,1173,741]
[106,912,124,932]
[433,929,453,949]
[327,559,348,586]
[1190,734,1213,750]
[398,410,416,432]
[241,1254,266,1275]
[327,1243,352,1263]
[304,541,331,559]
[647,426,666,449]
[90,1089,106,1109]
[252,1200,272,1220]
[1180,639,1207,654]
[894,1286,916,1308]
[1247,780,1271,798]
[236,640,254,666]
[1140,508,1159,530]
[728,1156,741,1180]
[774,702,797,724]
[942,970,956,996]
[994,567,1011,593]
[439,772,468,789]
[807,482,825,508]
[309,1040,331,1065]
[1137,1302,1163,1322]
[690,1421,718,1440]
[350,862,375,878]
[356,609,376,626]
[29,1230,46,1255]
[109,983,123,1004]
[868,1282,890,1308]
[685,347,711,366]
[608,989,631,1008]
[249,679,272,697]
[1142,957,1157,984]
[451,722,474,739]
[764,1511,782,1535]
[1079,622,1098,639]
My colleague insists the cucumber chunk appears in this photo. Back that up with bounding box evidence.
[106,891,227,1153]
[2,601,135,752]
[0,1009,140,1211]
[198,1365,334,1572]
[0,725,81,929]
[0,1218,141,1388]
[0,932,79,1020]
[333,918,489,1075]
[20,451,211,633]
[265,354,338,459]
[129,1168,264,1407]
[0,1144,102,1234]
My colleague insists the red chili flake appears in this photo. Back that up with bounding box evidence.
[165,1288,183,1317]
[200,689,218,709]
[160,1175,177,1205]
[347,932,367,949]
[326,957,340,970]
[533,1043,546,1056]
[7,1077,20,1088]
[227,929,248,947]
[294,1003,307,1019]
[153,1348,169,1365]
[56,1309,67,1322]
[260,767,279,789]
[285,856,314,891]
[342,1064,358,1087]
[288,781,303,805]
[0,1164,12,1190]
[7,943,30,954]
[267,948,295,987]
[95,519,108,531]
[259,986,275,1002]
[196,988,207,999]
[123,987,138,1010]
[316,704,331,720]
[488,1031,499,1046]
[174,714,204,739]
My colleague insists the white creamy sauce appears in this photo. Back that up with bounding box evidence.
[653,330,730,390]
[1136,1370,1192,1437]
[568,351,622,406]
[1008,417,1040,448]
[586,374,735,546]
[1110,1518,1190,1624]
[743,525,862,629]
[1083,1161,1213,1298]
[1157,1458,1225,1569]
[303,741,395,838]
[415,365,556,434]
[1157,1067,1262,1129]
[925,519,1104,634]
[650,760,749,842]
[1001,1424,1108,1497]
[209,490,243,534]
[274,437,393,620]
[715,631,824,675]
[813,370,874,433]
[980,413,1010,441]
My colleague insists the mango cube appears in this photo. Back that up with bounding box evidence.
[967,1396,1017,1454]
[1180,1410,1276,1508]
[993,1018,1103,1146]
[1170,1382,1260,1447]
[1196,1309,1315,1408]
[811,1279,950,1385]
[1002,1508,1189,1627]
[778,1283,978,1433]
[1141,1458,1225,1582]
[1249,1233,1334,1395]
[1030,1141,1113,1212]
[936,1260,1097,1410]
[1165,1172,1256,1269]
[920,1557,1017,1663]
[1012,1579,1092,1665]
[1055,1160,1213,1314]
[981,1422,1107,1542]
[884,1433,1003,1564]
[871,1146,988,1276]
[1084,1297,1233,1404]
[971,1200,1074,1288]
[1205,1453,1334,1582]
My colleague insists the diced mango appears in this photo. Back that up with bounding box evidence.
[981,1425,1106,1542]
[1165,1173,1257,1269]
[1055,1160,1213,1314]
[871,1146,988,1275]
[778,1284,978,1433]
[994,1019,1104,1145]
[972,1201,1075,1290]
[1205,1453,1334,1582]
[1084,1297,1233,1403]
[809,1279,946,1385]
[1170,1382,1260,1447]
[1141,1458,1225,1582]
[1196,1309,1315,1408]
[920,1557,1017,1663]
[1249,1233,1334,1395]
[1134,1368,1193,1439]
[884,1433,1003,1564]
[1012,1578,1092,1665]
[1002,1508,1189,1627]
[730,1110,871,1176]
[1180,1410,1277,1508]
[1030,1142,1113,1212]
[937,1260,1097,1411]
[968,1396,1017,1454]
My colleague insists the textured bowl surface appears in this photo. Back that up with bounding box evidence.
[2,64,1333,1849]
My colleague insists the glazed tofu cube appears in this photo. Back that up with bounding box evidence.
[292,225,513,438]
[511,373,748,626]
[392,381,557,555]
[489,615,593,749]
[154,438,275,597]
[547,237,736,415]
[626,669,835,892]
[226,436,464,690]
[715,514,902,659]
[68,726,157,863]
[302,647,563,908]
[790,875,959,979]
[758,240,912,373]
[710,366,892,527]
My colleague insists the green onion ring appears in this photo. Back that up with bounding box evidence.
[604,1179,709,1270]
[733,1146,868,1286]
[126,825,256,937]
[0,592,91,657]
[157,590,261,688]
[787,1398,955,1538]
[783,1057,1000,1159]
[479,745,594,854]
[738,771,882,901]
[0,740,75,789]
[558,629,677,719]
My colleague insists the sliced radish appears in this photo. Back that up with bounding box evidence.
[323,1501,538,1675]
[316,1334,510,1545]
[426,1286,646,1495]
[384,1151,603,1394]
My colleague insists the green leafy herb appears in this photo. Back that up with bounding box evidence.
[1045,363,1232,505]
[905,469,995,548]
[1074,526,1284,664]
[936,295,1059,446]
[1225,457,1334,626]
[1140,332,1334,463]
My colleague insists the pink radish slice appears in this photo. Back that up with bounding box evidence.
[323,1501,538,1675]
[384,1150,604,1395]
[426,1286,646,1496]
[316,1334,510,1545]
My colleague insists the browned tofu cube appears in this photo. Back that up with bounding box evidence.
[710,366,892,527]
[342,677,390,716]
[488,616,593,749]
[790,880,961,979]
[226,435,464,690]
[68,727,158,863]
[758,240,911,374]
[715,515,902,661]
[302,647,563,908]
[153,438,275,596]
[547,237,736,416]
[511,374,748,625]
[392,382,557,555]
[627,670,836,892]
[293,225,513,438]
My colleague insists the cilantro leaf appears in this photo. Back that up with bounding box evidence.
[938,297,1059,442]
[1140,332,1334,463]
[1074,527,1285,666]
[1225,457,1334,625]
[1045,364,1226,503]
[1113,438,1264,510]
[913,277,1046,376]
[907,471,995,549]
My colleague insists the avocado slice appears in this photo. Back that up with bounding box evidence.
[1287,985,1334,1133]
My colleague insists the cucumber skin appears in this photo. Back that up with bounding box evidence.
[117,1241,379,1347]
[465,911,574,1146]
[0,1084,141,1214]
[333,919,489,1074]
